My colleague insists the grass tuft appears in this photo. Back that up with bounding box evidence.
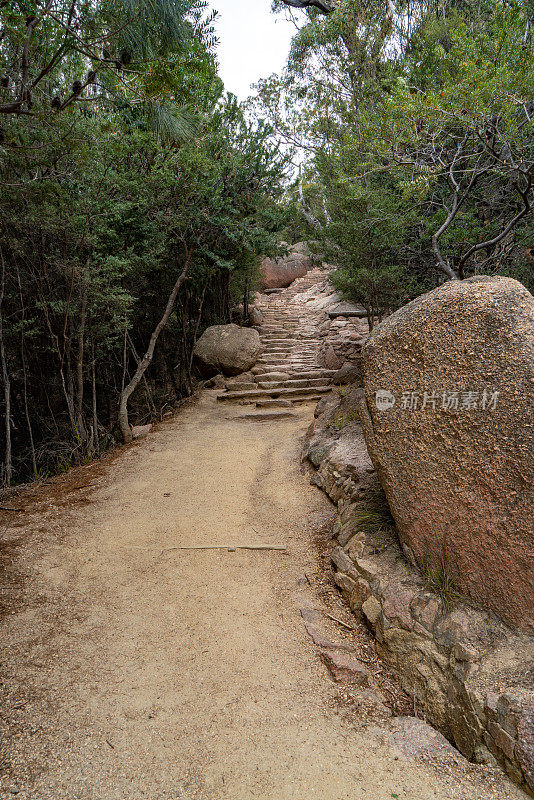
[421,549,462,612]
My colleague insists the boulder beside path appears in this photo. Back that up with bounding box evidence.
[259,242,312,291]
[358,275,534,632]
[193,324,261,377]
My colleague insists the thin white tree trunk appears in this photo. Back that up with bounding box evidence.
[0,253,12,485]
[118,250,192,444]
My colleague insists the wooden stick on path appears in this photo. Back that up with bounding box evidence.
[161,545,288,554]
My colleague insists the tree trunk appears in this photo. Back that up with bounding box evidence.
[17,267,37,477]
[127,333,157,417]
[243,276,249,323]
[75,290,87,443]
[188,275,209,371]
[91,329,100,456]
[118,250,193,444]
[0,253,12,486]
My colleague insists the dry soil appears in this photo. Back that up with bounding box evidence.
[0,393,526,800]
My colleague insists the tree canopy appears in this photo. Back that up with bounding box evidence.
[256,0,534,321]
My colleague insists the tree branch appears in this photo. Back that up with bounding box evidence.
[281,0,334,14]
[458,174,533,270]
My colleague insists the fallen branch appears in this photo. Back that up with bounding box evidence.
[0,506,24,512]
[324,612,356,630]
[161,545,288,553]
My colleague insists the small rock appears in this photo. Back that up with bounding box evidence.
[331,546,359,580]
[319,649,369,684]
[517,705,534,791]
[249,307,263,326]
[300,606,322,624]
[131,424,152,439]
[389,717,460,760]
[334,572,358,597]
[304,623,354,653]
[323,345,342,370]
[204,373,226,389]
[362,596,382,629]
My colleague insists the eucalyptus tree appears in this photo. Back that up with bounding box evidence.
[258,0,534,310]
[372,5,534,280]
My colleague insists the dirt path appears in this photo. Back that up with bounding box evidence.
[0,394,524,800]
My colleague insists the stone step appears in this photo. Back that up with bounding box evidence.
[260,330,298,336]
[261,353,319,359]
[261,357,319,363]
[260,335,299,342]
[254,368,335,379]
[259,355,319,361]
[236,411,296,421]
[225,381,257,392]
[262,336,300,341]
[257,365,320,371]
[261,351,302,358]
[256,378,329,390]
[257,356,319,363]
[261,321,299,326]
[261,346,298,351]
[217,386,331,403]
[255,399,294,408]
[261,331,298,336]
[257,362,320,369]
[254,371,291,381]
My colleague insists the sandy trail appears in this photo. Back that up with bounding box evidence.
[0,394,524,800]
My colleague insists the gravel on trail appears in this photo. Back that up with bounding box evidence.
[0,393,526,800]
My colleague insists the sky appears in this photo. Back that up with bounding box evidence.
[210,0,295,100]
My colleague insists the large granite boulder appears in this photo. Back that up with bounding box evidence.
[193,324,261,377]
[259,242,312,290]
[358,276,534,632]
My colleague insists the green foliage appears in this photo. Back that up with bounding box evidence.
[421,549,462,613]
[0,2,289,484]
[259,0,534,298]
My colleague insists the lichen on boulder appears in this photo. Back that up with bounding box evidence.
[358,275,534,632]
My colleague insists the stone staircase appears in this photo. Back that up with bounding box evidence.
[217,269,335,408]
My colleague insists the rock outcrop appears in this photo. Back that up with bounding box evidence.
[249,307,263,326]
[358,276,534,633]
[259,242,312,290]
[279,278,368,370]
[302,387,534,794]
[193,324,261,377]
[332,361,363,386]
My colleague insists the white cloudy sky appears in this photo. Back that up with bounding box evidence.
[210,0,295,100]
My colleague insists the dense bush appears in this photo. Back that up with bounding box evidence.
[0,1,289,484]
